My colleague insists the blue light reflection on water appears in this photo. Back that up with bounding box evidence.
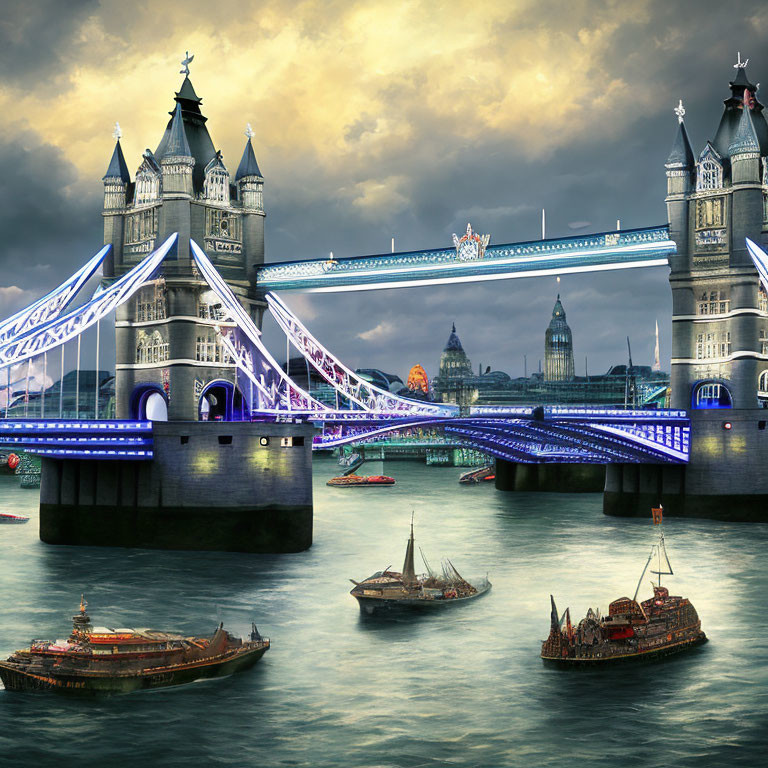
[0,457,767,767]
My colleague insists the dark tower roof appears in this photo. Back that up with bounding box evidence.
[666,120,695,167]
[103,139,130,182]
[550,294,567,323]
[235,138,263,180]
[712,62,768,158]
[444,323,464,352]
[163,104,192,158]
[729,94,760,155]
[155,76,216,191]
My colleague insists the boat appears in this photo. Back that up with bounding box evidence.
[327,473,395,487]
[459,465,495,484]
[0,596,270,694]
[541,506,706,666]
[349,516,491,613]
[0,512,29,524]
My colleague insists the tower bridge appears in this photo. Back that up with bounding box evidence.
[3,56,768,551]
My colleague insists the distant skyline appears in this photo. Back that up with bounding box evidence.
[2,0,768,379]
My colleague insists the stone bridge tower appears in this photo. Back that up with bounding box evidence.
[101,71,266,421]
[606,58,768,520]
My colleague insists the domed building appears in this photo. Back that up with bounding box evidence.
[434,323,474,405]
[544,295,575,381]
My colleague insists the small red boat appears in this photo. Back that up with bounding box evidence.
[0,513,30,524]
[327,474,395,487]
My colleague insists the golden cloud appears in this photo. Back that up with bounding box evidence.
[0,0,656,186]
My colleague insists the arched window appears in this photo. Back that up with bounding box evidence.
[692,380,732,409]
[203,153,230,204]
[696,145,723,191]
[759,370,768,394]
[135,151,161,205]
[136,330,169,364]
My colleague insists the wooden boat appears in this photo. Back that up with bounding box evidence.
[0,597,269,694]
[541,506,706,666]
[0,513,29,524]
[350,517,491,614]
[327,474,395,487]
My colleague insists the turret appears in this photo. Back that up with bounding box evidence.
[236,124,266,279]
[102,130,130,210]
[665,102,694,276]
[236,127,264,213]
[160,104,195,198]
[102,124,130,278]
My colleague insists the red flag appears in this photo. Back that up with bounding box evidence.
[651,506,663,525]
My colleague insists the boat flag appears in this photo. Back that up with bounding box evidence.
[651,506,663,525]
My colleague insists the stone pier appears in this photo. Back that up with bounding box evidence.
[40,421,315,553]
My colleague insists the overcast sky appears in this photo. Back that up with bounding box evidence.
[2,0,768,381]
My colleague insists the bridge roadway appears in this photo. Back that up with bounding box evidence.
[1,407,688,466]
[255,225,675,292]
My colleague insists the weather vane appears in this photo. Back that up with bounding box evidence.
[674,100,685,123]
[180,51,194,76]
[245,123,255,139]
[112,121,122,140]
[735,51,749,69]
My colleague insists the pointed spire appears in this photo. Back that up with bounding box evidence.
[666,103,694,168]
[729,91,760,155]
[164,104,192,158]
[176,75,202,105]
[236,135,263,180]
[103,139,130,183]
[551,295,566,320]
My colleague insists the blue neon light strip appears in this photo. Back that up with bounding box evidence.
[257,226,675,292]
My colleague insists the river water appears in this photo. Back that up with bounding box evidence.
[0,456,766,767]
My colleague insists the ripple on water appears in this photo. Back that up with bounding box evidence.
[1,459,767,767]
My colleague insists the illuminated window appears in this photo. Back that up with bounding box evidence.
[759,370,768,393]
[695,197,725,227]
[693,381,732,409]
[760,286,768,313]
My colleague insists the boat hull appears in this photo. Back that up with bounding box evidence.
[541,632,707,667]
[0,645,268,695]
[354,583,492,614]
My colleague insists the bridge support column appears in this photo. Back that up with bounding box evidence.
[39,421,315,553]
[495,459,605,492]
[604,409,768,521]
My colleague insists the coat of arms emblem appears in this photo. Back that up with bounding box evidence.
[452,223,490,261]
